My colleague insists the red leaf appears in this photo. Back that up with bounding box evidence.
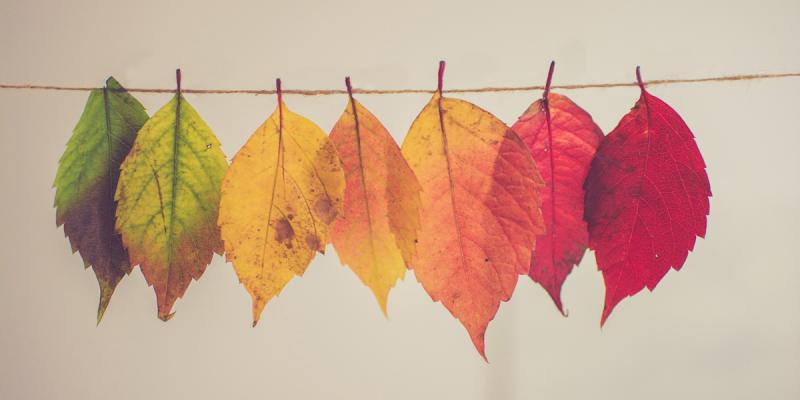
[584,67,711,325]
[511,62,603,314]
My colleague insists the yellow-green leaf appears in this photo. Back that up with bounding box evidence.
[115,92,228,320]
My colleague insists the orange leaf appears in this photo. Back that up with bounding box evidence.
[329,78,421,315]
[401,63,545,359]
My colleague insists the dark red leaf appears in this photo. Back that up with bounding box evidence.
[584,68,711,325]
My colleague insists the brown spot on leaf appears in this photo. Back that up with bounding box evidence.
[313,197,337,224]
[274,218,295,248]
[305,234,320,250]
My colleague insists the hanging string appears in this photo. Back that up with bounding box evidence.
[0,71,798,96]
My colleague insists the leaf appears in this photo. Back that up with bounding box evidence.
[218,82,345,326]
[401,63,545,359]
[54,77,148,323]
[115,72,228,321]
[511,63,603,314]
[584,68,711,325]
[328,79,421,315]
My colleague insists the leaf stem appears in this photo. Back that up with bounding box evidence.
[176,69,182,95]
[636,66,645,91]
[276,78,284,184]
[276,78,282,105]
[543,61,555,100]
[276,78,283,130]
[345,76,354,103]
[438,60,445,95]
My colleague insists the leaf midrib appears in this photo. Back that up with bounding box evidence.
[165,94,182,299]
[260,111,284,278]
[613,93,653,302]
[543,96,558,279]
[436,96,469,278]
[351,101,380,279]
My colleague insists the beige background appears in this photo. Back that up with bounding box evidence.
[1,0,799,398]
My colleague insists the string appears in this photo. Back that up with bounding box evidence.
[0,71,798,96]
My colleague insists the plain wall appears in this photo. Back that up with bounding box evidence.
[1,0,798,398]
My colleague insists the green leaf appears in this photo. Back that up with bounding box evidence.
[54,77,148,323]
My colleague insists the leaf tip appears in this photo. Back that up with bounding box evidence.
[96,284,115,325]
[468,328,488,362]
[552,295,567,317]
[375,291,390,318]
[158,311,175,322]
[600,305,613,327]
[477,345,489,363]
[252,296,267,327]
[537,282,569,317]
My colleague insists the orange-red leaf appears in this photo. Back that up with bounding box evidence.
[511,71,603,314]
[401,65,544,358]
[329,83,421,315]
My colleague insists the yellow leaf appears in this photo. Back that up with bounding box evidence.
[218,97,345,325]
[329,83,421,315]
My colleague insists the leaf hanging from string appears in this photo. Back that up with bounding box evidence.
[401,62,545,359]
[329,78,421,315]
[115,70,228,321]
[511,62,603,314]
[54,77,148,323]
[218,79,345,325]
[584,67,711,325]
